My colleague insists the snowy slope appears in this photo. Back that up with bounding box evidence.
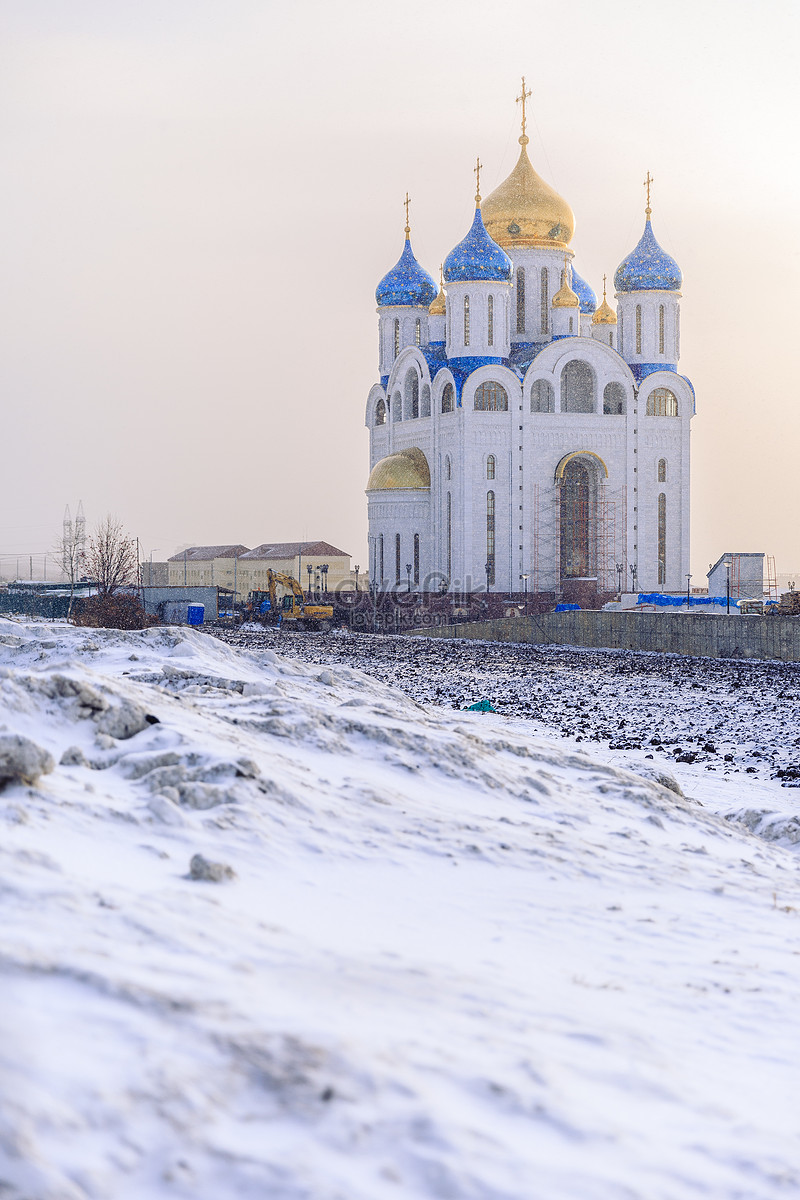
[1,618,799,1199]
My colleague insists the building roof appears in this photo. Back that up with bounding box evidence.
[375,237,438,309]
[481,137,574,250]
[366,447,431,491]
[614,218,682,293]
[240,540,350,561]
[168,544,250,562]
[443,206,513,284]
[570,265,597,314]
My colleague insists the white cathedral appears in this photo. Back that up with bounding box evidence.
[365,91,693,599]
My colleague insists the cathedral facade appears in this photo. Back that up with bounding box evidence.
[365,98,693,598]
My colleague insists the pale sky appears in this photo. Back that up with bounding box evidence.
[2,0,799,581]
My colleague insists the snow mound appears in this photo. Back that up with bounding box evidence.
[1,620,799,1199]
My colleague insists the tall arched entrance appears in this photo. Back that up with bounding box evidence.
[555,452,608,587]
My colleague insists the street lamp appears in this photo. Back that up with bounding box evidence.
[615,562,624,595]
[306,563,313,599]
[686,573,692,609]
[321,563,329,595]
[522,572,529,616]
[725,558,731,614]
[405,562,412,592]
[485,561,491,593]
[629,562,638,593]
[354,564,360,593]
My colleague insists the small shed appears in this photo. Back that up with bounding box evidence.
[707,554,764,601]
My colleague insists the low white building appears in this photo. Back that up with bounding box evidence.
[366,95,693,598]
[707,554,765,601]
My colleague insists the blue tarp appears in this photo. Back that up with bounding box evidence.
[635,593,777,609]
[637,593,727,607]
[555,603,581,612]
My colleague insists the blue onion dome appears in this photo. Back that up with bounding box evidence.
[443,207,513,284]
[375,237,438,308]
[614,218,682,292]
[570,264,597,313]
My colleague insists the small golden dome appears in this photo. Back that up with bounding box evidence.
[592,298,617,325]
[481,139,575,250]
[429,266,446,315]
[552,274,580,309]
[592,275,617,325]
[366,446,431,491]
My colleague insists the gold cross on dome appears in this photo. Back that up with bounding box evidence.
[517,76,532,140]
[644,171,654,216]
[404,192,411,236]
[603,273,607,299]
[474,156,482,204]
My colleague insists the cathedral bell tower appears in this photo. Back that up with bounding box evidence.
[614,174,682,381]
[375,195,438,382]
[442,159,513,368]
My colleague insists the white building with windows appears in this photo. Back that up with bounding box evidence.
[365,104,693,598]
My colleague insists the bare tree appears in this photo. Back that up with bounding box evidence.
[84,515,138,596]
[55,502,87,616]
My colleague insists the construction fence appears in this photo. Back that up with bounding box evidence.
[412,610,800,663]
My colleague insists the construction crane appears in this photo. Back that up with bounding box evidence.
[246,570,334,632]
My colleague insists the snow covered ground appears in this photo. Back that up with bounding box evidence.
[1,617,800,1199]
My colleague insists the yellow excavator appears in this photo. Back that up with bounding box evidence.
[248,570,334,632]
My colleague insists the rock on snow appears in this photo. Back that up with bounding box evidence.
[0,617,799,1199]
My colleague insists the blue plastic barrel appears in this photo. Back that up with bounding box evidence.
[187,604,204,626]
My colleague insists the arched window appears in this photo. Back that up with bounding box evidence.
[619,311,624,355]
[445,455,451,481]
[646,388,679,417]
[446,493,452,579]
[603,382,626,415]
[392,390,402,422]
[516,267,526,333]
[488,295,494,346]
[375,397,386,425]
[421,383,431,417]
[413,534,420,584]
[415,318,421,346]
[530,379,555,413]
[658,493,667,584]
[474,381,508,411]
[560,458,597,578]
[395,534,401,584]
[658,458,667,482]
[486,491,496,585]
[540,267,549,334]
[441,382,455,413]
[486,454,496,480]
[658,305,665,355]
[561,361,595,413]
[405,371,419,420]
[464,295,470,346]
[635,304,642,355]
[393,319,400,358]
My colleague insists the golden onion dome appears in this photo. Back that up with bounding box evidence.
[366,446,431,492]
[592,276,617,325]
[481,137,575,250]
[552,274,580,309]
[592,298,617,325]
[429,267,446,315]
